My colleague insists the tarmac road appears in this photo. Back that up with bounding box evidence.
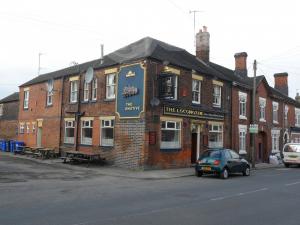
[1,153,300,225]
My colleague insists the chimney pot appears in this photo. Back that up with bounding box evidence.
[196,26,210,62]
[274,72,289,96]
[234,52,248,77]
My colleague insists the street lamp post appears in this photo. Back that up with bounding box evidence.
[251,60,257,169]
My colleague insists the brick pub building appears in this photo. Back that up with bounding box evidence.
[17,27,300,168]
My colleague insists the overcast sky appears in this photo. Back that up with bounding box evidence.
[1,0,300,99]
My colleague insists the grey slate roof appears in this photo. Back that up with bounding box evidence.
[20,37,231,87]
[0,92,19,103]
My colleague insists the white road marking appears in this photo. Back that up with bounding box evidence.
[285,181,300,186]
[210,188,268,201]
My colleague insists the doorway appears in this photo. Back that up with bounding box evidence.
[257,131,267,163]
[37,127,42,147]
[191,124,201,164]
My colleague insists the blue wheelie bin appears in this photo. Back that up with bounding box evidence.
[0,140,3,151]
[15,141,25,154]
[10,140,15,153]
[1,141,7,152]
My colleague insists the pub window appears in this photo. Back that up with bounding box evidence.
[32,123,36,133]
[239,92,247,119]
[295,108,300,127]
[272,101,279,123]
[160,75,178,100]
[26,123,30,133]
[238,125,247,154]
[213,85,221,107]
[208,123,223,148]
[20,124,25,134]
[83,81,90,102]
[160,120,181,149]
[192,79,201,104]
[106,74,116,99]
[81,120,93,145]
[0,104,3,116]
[64,120,75,144]
[259,97,266,121]
[24,90,29,109]
[70,81,78,103]
[100,119,114,147]
[92,78,97,101]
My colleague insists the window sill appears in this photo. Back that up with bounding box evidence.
[23,108,29,111]
[91,99,97,103]
[213,104,221,108]
[192,101,201,105]
[160,148,181,152]
[100,146,114,151]
[239,116,247,120]
[46,104,53,108]
[69,102,78,105]
[239,150,247,155]
[79,144,93,147]
[104,98,115,102]
[273,121,279,124]
[63,143,74,146]
[259,119,266,122]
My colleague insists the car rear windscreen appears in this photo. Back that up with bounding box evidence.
[284,144,300,153]
[200,150,221,159]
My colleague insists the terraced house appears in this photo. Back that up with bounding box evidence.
[16,27,300,168]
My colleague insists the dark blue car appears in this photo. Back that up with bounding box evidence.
[195,148,251,179]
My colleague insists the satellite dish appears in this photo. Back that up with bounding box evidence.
[46,79,54,92]
[150,97,160,107]
[85,67,94,83]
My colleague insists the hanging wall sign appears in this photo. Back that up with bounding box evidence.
[116,63,145,119]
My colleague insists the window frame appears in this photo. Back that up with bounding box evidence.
[239,92,247,119]
[271,129,280,153]
[92,78,97,101]
[64,120,75,144]
[295,108,300,127]
[70,81,78,103]
[100,118,115,147]
[192,79,201,104]
[213,85,222,108]
[208,123,223,148]
[272,101,279,123]
[0,104,3,116]
[106,73,116,99]
[23,90,29,109]
[81,119,93,145]
[238,125,247,154]
[20,124,25,134]
[259,97,266,122]
[160,120,181,149]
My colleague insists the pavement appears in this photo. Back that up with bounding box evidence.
[0,151,283,180]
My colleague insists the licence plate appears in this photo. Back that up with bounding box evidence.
[202,166,211,171]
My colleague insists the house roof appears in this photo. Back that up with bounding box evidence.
[20,37,231,87]
[0,92,19,104]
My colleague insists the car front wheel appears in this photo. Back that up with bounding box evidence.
[220,168,229,179]
[243,166,250,176]
[284,163,290,168]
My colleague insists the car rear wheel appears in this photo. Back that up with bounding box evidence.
[220,168,229,179]
[195,170,203,177]
[284,163,290,168]
[243,166,250,176]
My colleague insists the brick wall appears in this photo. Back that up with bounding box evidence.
[0,100,19,140]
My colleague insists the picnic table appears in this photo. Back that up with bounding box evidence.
[62,151,102,166]
[36,148,57,159]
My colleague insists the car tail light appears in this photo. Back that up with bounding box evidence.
[213,160,220,165]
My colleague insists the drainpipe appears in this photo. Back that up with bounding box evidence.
[58,76,65,151]
[74,72,83,152]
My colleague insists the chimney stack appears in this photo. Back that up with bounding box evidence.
[296,92,300,103]
[274,72,288,96]
[196,26,210,62]
[234,52,248,77]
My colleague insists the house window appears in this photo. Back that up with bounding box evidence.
[213,85,221,107]
[106,74,116,99]
[24,90,29,109]
[239,92,247,119]
[100,118,114,146]
[20,124,25,134]
[160,120,181,149]
[208,123,223,148]
[259,97,266,122]
[26,123,30,133]
[192,79,201,104]
[285,105,289,125]
[92,78,97,100]
[83,81,90,102]
[64,120,75,144]
[47,90,53,106]
[271,129,280,153]
[70,81,78,103]
[32,123,36,133]
[160,75,178,100]
[239,125,247,154]
[272,102,279,123]
[295,108,300,127]
[81,119,93,145]
[0,104,3,116]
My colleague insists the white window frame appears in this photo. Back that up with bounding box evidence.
[259,97,266,122]
[100,118,115,147]
[47,90,53,106]
[192,79,201,104]
[32,123,36,133]
[0,104,3,116]
[64,120,75,144]
[295,108,300,127]
[24,90,29,109]
[70,81,78,103]
[106,73,116,99]
[26,123,30,133]
[81,119,93,145]
[272,101,279,124]
[208,123,223,148]
[238,125,247,154]
[92,78,97,101]
[213,85,221,108]
[160,120,181,149]
[83,81,89,102]
[20,124,25,134]
[239,92,247,119]
[271,129,280,153]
